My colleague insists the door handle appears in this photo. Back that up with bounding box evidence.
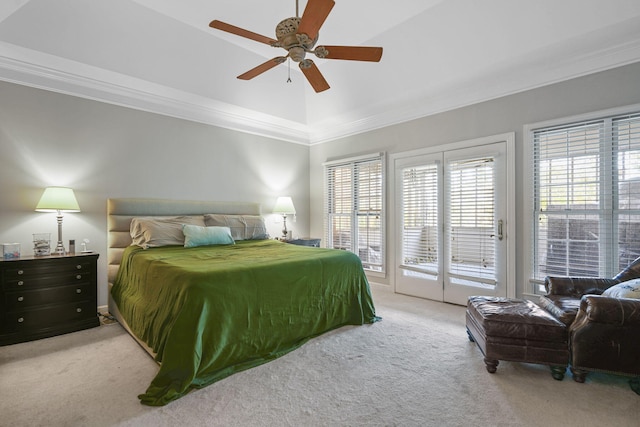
[490,220,504,241]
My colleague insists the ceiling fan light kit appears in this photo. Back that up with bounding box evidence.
[209,0,383,93]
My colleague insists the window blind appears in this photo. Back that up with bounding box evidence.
[401,163,439,274]
[324,154,384,272]
[532,112,640,283]
[447,157,496,285]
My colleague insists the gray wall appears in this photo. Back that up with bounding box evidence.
[309,61,640,295]
[3,61,640,308]
[0,81,310,306]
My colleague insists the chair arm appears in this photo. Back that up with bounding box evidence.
[575,295,640,326]
[544,276,617,297]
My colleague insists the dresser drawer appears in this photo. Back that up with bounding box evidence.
[2,270,93,290]
[1,300,96,333]
[5,283,92,310]
[2,258,93,286]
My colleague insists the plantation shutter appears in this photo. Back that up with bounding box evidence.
[324,153,385,272]
[532,112,640,281]
[614,114,640,271]
[355,159,384,270]
[401,163,439,275]
[325,164,353,251]
[447,157,497,286]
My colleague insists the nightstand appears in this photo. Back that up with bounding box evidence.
[0,252,100,346]
[286,238,321,247]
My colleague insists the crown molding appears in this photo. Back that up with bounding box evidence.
[308,36,640,145]
[2,36,640,147]
[0,42,311,145]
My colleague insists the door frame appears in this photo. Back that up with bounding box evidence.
[390,132,517,302]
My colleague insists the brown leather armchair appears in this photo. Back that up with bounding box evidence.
[538,256,640,394]
[570,294,640,393]
[539,257,640,326]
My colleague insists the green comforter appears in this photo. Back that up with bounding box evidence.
[112,239,378,406]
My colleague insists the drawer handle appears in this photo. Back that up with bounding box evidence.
[17,317,24,323]
[76,264,82,270]
[76,274,82,280]
[17,281,24,286]
[76,288,82,294]
[76,308,82,313]
[18,270,24,275]
[17,296,24,302]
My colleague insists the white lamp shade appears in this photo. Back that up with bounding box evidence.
[35,187,80,212]
[273,196,296,215]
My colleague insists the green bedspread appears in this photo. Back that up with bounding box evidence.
[112,239,379,406]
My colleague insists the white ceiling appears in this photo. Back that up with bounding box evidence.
[1,0,640,144]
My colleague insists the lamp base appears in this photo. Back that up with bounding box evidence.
[55,242,65,255]
[56,212,65,254]
[281,215,289,239]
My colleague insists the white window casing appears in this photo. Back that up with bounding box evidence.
[324,153,385,273]
[526,106,640,294]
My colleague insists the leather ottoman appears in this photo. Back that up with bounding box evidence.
[466,296,569,380]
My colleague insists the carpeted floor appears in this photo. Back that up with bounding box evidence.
[1,285,639,427]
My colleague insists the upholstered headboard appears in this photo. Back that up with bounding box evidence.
[107,198,262,283]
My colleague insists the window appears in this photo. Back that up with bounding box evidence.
[530,111,640,292]
[447,157,496,284]
[401,163,439,274]
[324,153,385,272]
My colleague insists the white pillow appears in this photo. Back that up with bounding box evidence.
[204,214,269,240]
[602,278,640,299]
[183,225,235,248]
[130,216,205,248]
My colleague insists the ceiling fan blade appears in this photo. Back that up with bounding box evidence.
[209,20,278,46]
[297,0,335,41]
[299,60,330,93]
[316,45,383,62]
[237,57,287,80]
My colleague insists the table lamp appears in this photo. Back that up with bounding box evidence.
[35,187,80,255]
[273,196,296,239]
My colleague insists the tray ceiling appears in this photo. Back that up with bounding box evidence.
[1,0,640,144]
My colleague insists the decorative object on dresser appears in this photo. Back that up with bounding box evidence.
[2,243,21,260]
[0,252,99,346]
[35,187,81,255]
[32,233,51,256]
[286,238,321,247]
[272,196,296,239]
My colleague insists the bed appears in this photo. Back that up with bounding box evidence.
[107,198,379,406]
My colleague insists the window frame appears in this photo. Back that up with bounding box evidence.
[323,152,386,275]
[524,104,640,295]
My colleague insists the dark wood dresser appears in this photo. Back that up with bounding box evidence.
[0,252,100,345]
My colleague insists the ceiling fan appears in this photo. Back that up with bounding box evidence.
[209,0,383,93]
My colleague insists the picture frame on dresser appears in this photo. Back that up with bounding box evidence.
[0,252,100,346]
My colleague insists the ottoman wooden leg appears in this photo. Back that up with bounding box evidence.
[484,357,499,373]
[550,366,566,381]
[571,367,587,383]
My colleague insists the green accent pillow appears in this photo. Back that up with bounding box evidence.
[182,224,235,248]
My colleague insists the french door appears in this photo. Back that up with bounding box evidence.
[393,134,514,305]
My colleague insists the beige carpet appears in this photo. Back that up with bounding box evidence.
[1,286,639,427]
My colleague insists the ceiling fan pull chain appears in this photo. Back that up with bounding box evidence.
[287,58,292,83]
